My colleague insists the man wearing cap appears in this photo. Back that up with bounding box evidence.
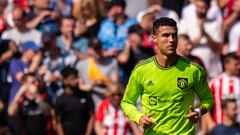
[8,41,41,135]
[9,41,40,103]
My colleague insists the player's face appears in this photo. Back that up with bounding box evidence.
[152,26,178,56]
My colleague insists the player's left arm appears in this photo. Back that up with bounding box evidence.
[193,68,214,116]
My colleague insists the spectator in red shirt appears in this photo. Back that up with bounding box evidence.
[95,83,142,135]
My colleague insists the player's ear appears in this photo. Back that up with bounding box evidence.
[151,35,157,42]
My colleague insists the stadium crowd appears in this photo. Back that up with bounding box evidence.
[0,0,240,134]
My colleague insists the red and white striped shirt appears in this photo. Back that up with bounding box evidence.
[209,73,240,124]
[95,99,131,135]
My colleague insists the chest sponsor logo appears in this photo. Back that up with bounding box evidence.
[177,78,188,89]
[148,96,184,106]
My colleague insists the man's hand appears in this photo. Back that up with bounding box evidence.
[139,112,156,129]
[185,106,199,123]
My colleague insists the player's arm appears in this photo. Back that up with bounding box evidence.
[120,68,144,125]
[193,68,213,116]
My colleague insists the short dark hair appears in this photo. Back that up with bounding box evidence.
[221,98,236,109]
[128,24,144,39]
[152,17,177,35]
[223,52,239,65]
[61,67,78,78]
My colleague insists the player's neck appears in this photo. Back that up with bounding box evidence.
[155,54,178,68]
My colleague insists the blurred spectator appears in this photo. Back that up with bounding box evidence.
[49,0,72,17]
[0,39,17,135]
[76,37,119,107]
[217,0,240,33]
[95,83,142,135]
[98,0,137,57]
[41,32,64,106]
[8,73,50,135]
[228,20,240,55]
[9,41,41,104]
[181,0,222,23]
[117,25,154,85]
[26,0,59,33]
[57,16,88,61]
[74,0,102,38]
[177,34,205,68]
[0,0,7,36]
[137,10,155,48]
[202,53,240,134]
[55,67,94,135]
[179,0,223,78]
[8,41,41,135]
[210,99,240,135]
[1,6,42,47]
[137,0,179,24]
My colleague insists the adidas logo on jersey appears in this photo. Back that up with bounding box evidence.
[147,80,154,86]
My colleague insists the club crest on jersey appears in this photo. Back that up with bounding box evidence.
[149,96,157,106]
[177,78,188,89]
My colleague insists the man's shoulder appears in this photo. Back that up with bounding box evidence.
[132,56,155,72]
[178,56,204,71]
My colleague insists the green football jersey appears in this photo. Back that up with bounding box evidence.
[121,56,213,135]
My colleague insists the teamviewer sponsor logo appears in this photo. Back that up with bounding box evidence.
[149,96,184,106]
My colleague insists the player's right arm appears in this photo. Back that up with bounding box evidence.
[121,68,144,125]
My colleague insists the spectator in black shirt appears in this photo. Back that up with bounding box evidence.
[0,39,17,134]
[55,67,94,135]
